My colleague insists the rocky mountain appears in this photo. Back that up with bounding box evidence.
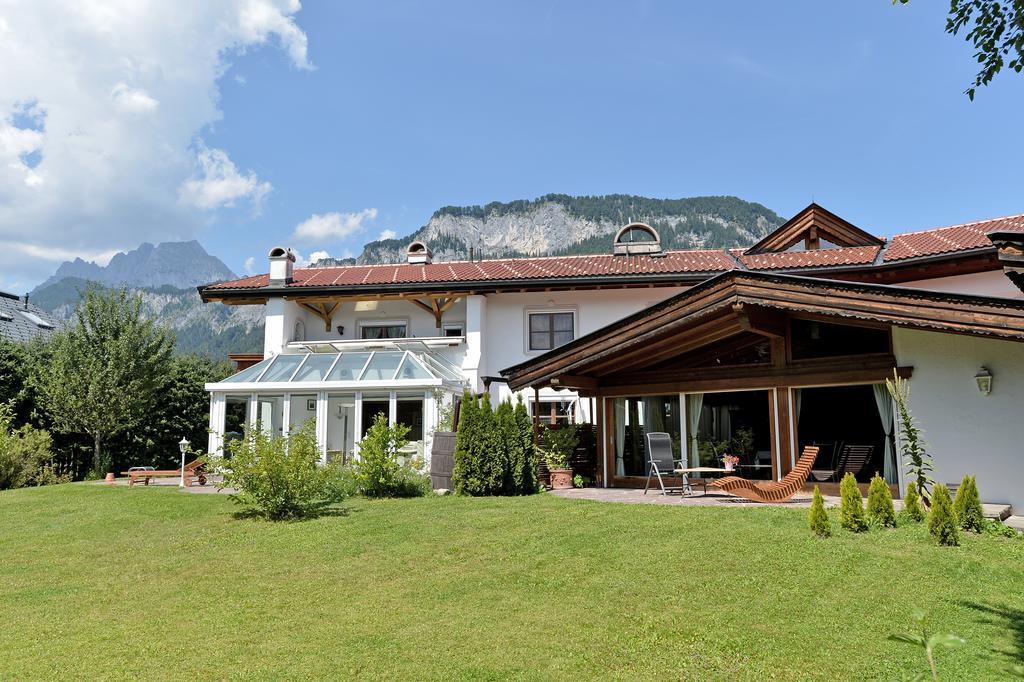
[351,194,783,265]
[33,240,237,292]
[31,276,264,359]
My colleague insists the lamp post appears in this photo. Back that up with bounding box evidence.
[178,437,190,487]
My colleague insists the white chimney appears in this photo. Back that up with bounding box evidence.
[268,246,296,285]
[406,241,433,265]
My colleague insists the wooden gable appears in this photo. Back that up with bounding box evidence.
[745,203,885,255]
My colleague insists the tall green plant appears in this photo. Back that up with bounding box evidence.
[886,371,934,506]
[928,483,960,546]
[33,287,173,475]
[514,396,538,493]
[840,473,867,532]
[495,399,518,495]
[355,413,427,498]
[953,475,985,533]
[866,474,897,528]
[452,391,483,495]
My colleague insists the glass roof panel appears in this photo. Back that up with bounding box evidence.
[222,356,273,383]
[396,353,432,380]
[418,353,463,381]
[292,353,338,382]
[258,354,305,382]
[361,351,404,380]
[327,352,372,381]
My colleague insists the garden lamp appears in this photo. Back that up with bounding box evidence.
[178,437,190,487]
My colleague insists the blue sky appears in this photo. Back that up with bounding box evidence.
[2,1,1022,288]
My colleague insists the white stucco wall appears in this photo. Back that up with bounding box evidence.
[893,327,1024,510]
[901,269,1022,299]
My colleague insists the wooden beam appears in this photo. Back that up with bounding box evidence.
[549,374,599,391]
[297,301,339,332]
[733,304,786,338]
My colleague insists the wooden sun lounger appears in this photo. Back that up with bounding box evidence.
[708,446,820,503]
[121,460,206,487]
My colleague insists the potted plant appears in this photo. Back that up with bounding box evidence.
[541,424,579,490]
[721,454,740,472]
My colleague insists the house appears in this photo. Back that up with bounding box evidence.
[199,204,1024,509]
[0,292,58,344]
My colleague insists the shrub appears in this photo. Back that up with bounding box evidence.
[0,402,53,490]
[809,485,831,537]
[453,391,539,496]
[354,413,427,498]
[866,474,897,528]
[839,473,867,532]
[928,483,960,546]
[217,419,349,520]
[33,463,72,487]
[902,481,925,522]
[513,397,538,493]
[952,475,984,533]
[540,424,579,470]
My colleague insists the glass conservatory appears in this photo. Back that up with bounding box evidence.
[205,341,467,462]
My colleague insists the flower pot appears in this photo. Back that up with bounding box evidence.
[724,462,735,472]
[549,468,574,490]
[104,472,116,484]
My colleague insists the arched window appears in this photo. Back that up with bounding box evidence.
[613,222,662,255]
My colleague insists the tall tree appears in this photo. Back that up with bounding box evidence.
[897,0,1024,99]
[34,287,173,475]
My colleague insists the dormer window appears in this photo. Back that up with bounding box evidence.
[613,222,662,256]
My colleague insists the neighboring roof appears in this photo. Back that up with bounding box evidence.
[989,230,1024,293]
[500,270,1024,390]
[0,292,58,344]
[883,214,1024,262]
[200,209,1024,301]
[744,203,885,255]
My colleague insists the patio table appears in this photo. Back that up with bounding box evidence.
[672,467,735,496]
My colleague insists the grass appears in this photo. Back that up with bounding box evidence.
[1,484,1023,680]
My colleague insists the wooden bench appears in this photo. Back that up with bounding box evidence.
[121,460,206,487]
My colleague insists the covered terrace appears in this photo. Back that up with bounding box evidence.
[501,271,1024,496]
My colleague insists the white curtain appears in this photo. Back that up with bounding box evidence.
[872,384,896,484]
[642,397,665,434]
[614,398,626,476]
[687,393,704,467]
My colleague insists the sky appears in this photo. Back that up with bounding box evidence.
[1,0,1022,292]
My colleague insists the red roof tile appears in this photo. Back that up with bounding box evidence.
[883,214,1024,262]
[738,245,880,270]
[205,249,739,290]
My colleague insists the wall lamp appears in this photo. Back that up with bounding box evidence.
[336,325,345,336]
[975,366,993,396]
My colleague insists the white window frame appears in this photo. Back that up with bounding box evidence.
[524,307,578,354]
[442,321,465,337]
[356,318,410,340]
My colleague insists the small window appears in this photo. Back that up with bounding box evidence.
[18,311,54,329]
[528,312,574,351]
[442,323,463,337]
[360,323,407,339]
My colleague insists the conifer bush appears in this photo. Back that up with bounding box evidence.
[953,475,984,533]
[866,474,897,528]
[839,472,867,532]
[808,485,831,537]
[452,391,538,496]
[928,483,960,546]
[902,481,925,522]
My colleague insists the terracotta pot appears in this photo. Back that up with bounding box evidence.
[104,472,115,484]
[549,468,574,490]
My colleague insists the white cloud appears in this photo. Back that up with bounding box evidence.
[307,249,331,262]
[178,146,272,211]
[110,83,159,113]
[244,256,256,274]
[293,208,378,241]
[0,0,311,288]
[379,229,397,241]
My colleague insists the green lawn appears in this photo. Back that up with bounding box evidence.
[1,484,1022,680]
